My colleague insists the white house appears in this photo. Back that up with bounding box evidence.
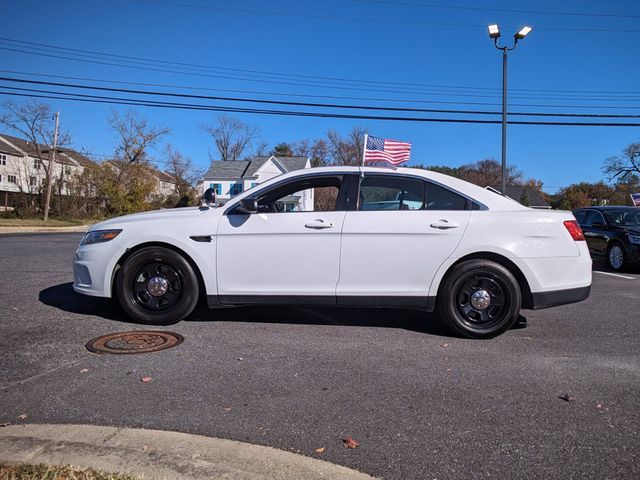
[0,133,95,209]
[200,156,311,210]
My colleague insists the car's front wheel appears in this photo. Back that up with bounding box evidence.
[437,259,522,339]
[115,247,199,325]
[607,243,626,271]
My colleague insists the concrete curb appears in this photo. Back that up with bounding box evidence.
[0,424,376,480]
[0,225,88,234]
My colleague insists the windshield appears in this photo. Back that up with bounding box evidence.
[603,209,640,226]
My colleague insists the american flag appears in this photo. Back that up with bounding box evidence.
[631,193,640,207]
[363,135,411,166]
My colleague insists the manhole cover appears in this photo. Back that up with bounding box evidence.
[86,330,184,354]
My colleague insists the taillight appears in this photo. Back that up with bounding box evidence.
[564,220,585,241]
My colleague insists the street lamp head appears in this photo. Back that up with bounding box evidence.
[514,26,532,40]
[488,24,501,39]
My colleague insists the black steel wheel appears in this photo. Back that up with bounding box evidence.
[437,259,521,339]
[116,247,199,325]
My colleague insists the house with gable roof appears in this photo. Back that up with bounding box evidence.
[200,155,311,209]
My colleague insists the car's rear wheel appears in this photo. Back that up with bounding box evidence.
[437,259,521,339]
[116,247,199,325]
[607,243,626,271]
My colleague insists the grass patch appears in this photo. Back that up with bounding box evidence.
[0,218,85,227]
[0,463,142,480]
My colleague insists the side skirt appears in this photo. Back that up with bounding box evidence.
[208,295,436,311]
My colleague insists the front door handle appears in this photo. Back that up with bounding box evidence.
[430,220,460,230]
[305,220,335,230]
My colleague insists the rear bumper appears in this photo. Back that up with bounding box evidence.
[530,285,591,310]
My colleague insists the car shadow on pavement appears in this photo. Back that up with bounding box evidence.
[39,282,130,324]
[40,282,527,338]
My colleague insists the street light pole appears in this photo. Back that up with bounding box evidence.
[501,46,508,196]
[487,24,532,196]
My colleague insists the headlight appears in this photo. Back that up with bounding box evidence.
[80,229,122,246]
[628,234,640,245]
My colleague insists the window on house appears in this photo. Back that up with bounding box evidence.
[64,166,72,175]
[230,182,243,196]
[251,182,258,188]
[0,154,6,165]
[33,159,41,170]
[8,175,17,183]
[30,176,37,186]
[0,175,2,182]
[209,183,222,195]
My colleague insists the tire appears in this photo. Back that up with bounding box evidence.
[115,247,199,325]
[607,243,626,271]
[437,259,521,339]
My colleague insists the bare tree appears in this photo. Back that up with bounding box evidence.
[254,141,269,157]
[326,126,367,166]
[603,142,640,182]
[110,110,169,168]
[0,100,70,219]
[201,115,259,161]
[163,144,202,204]
[291,138,329,167]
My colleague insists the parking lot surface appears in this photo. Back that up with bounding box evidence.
[1,233,639,479]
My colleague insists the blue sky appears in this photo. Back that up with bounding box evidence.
[1,0,639,192]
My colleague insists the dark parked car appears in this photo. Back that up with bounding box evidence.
[573,206,640,271]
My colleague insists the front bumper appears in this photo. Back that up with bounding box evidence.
[73,241,124,298]
[530,285,591,310]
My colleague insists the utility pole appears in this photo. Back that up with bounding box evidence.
[43,110,59,222]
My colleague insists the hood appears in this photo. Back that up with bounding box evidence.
[90,206,223,231]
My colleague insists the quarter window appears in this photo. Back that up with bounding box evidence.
[426,182,468,211]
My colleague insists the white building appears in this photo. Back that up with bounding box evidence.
[0,133,95,209]
[200,156,311,210]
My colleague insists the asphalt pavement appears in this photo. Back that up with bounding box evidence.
[1,233,639,479]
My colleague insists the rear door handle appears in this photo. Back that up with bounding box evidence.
[430,220,460,230]
[305,220,335,230]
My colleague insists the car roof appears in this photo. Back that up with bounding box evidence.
[262,166,527,211]
[576,206,638,211]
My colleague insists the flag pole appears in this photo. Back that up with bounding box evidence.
[360,133,368,177]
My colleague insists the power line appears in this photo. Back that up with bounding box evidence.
[2,87,639,127]
[1,37,638,95]
[2,76,639,119]
[2,69,638,110]
[356,0,640,19]
[129,0,640,33]
[3,43,640,103]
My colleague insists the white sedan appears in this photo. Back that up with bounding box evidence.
[73,166,591,339]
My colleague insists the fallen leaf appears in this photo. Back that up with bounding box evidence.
[80,368,89,373]
[315,447,326,453]
[596,403,603,409]
[141,377,153,383]
[440,343,449,348]
[18,414,27,420]
[11,307,18,311]
[223,407,232,412]
[343,436,359,449]
[559,393,575,402]
[237,357,243,361]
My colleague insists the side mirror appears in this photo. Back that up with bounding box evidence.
[201,188,216,207]
[234,198,258,214]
